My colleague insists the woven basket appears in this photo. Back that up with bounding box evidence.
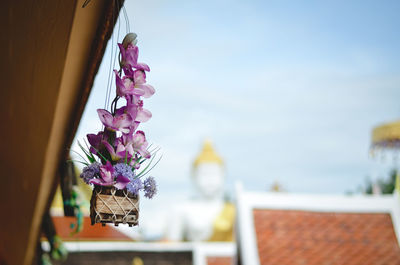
[90,186,139,227]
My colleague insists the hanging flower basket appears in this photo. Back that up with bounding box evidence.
[74,33,160,227]
[90,186,139,226]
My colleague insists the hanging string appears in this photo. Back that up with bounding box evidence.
[103,1,115,111]
[104,0,123,115]
[103,0,132,118]
[123,4,130,33]
[112,0,122,105]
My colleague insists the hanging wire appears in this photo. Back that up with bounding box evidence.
[104,0,131,116]
[104,0,123,114]
[122,4,130,33]
[103,1,116,111]
[110,0,122,107]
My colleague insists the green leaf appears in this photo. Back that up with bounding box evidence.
[84,139,97,162]
[78,141,95,163]
[67,159,89,167]
[90,146,109,162]
[69,149,89,164]
[136,153,160,178]
[137,154,163,178]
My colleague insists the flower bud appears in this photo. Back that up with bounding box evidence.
[122,33,138,48]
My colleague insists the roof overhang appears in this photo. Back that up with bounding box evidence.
[0,0,123,264]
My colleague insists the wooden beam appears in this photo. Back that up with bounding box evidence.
[0,0,124,264]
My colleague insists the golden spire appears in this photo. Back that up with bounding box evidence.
[193,139,223,168]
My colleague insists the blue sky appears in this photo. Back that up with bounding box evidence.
[73,0,400,196]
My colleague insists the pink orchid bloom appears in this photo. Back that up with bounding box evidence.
[87,131,104,155]
[114,70,146,98]
[89,161,130,189]
[118,43,150,72]
[114,104,140,134]
[118,43,138,68]
[103,137,135,162]
[124,130,151,159]
[136,99,152,123]
[97,109,133,134]
[133,70,155,98]
[115,100,151,125]
[102,140,125,162]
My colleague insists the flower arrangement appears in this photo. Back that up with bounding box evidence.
[75,33,159,226]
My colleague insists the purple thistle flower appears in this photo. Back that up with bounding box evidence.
[126,177,143,196]
[80,162,101,184]
[143,176,157,199]
[113,163,134,179]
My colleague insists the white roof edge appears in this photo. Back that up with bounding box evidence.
[42,241,236,263]
[235,181,260,265]
[42,241,196,252]
[390,192,400,245]
[243,190,396,213]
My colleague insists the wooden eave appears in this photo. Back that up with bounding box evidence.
[0,1,124,264]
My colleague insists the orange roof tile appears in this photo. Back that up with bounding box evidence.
[253,209,400,265]
[207,256,232,265]
[52,216,131,241]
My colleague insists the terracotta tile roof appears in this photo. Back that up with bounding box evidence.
[253,209,400,265]
[207,256,232,265]
[52,216,131,241]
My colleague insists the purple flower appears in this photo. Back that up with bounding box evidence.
[80,162,101,184]
[123,130,151,159]
[118,43,138,69]
[113,163,134,179]
[136,106,152,123]
[114,70,146,98]
[87,132,104,155]
[126,178,143,196]
[115,103,138,124]
[143,176,157,199]
[97,109,133,134]
[116,101,151,127]
[133,70,155,98]
[89,161,130,190]
[102,138,132,162]
[118,43,150,72]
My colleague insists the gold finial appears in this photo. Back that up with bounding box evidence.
[270,181,284,192]
[132,257,144,265]
[193,139,223,168]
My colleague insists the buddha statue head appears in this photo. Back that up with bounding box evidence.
[193,139,225,200]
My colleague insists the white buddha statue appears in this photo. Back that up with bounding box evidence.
[167,139,231,242]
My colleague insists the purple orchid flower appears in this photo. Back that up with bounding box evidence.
[118,43,138,69]
[133,70,155,98]
[123,130,151,159]
[115,103,138,121]
[97,109,133,134]
[114,104,141,134]
[102,137,135,163]
[136,99,152,123]
[118,43,150,72]
[89,161,114,186]
[114,70,146,98]
[87,132,104,155]
[89,161,130,189]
